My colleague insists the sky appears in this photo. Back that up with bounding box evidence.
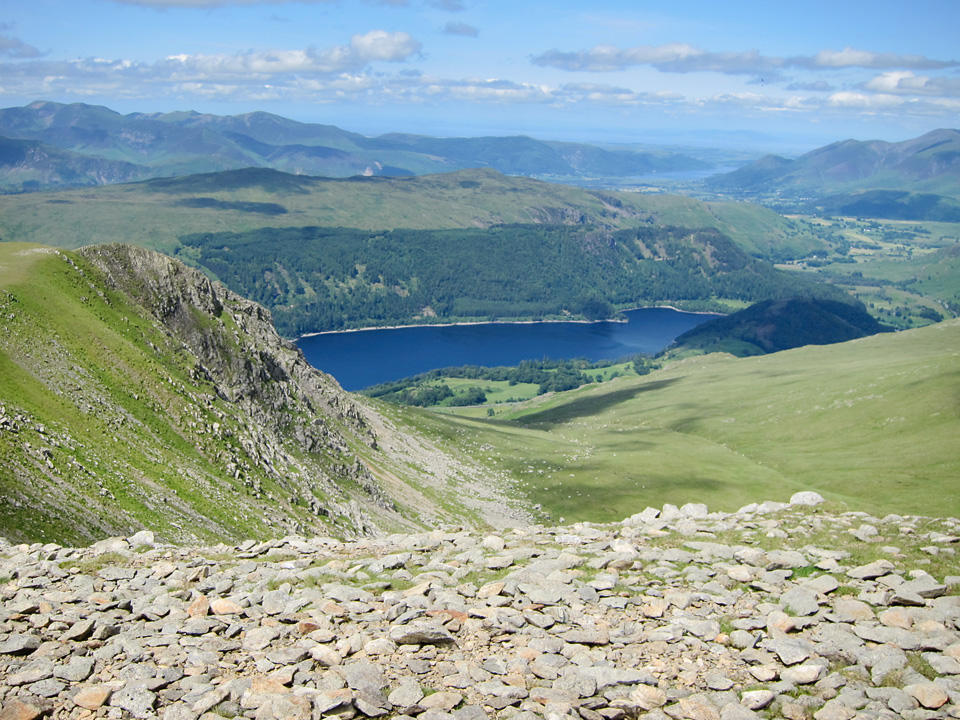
[1,0,958,150]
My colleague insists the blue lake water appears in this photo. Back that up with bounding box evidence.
[297,307,718,391]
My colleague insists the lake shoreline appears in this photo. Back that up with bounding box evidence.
[297,305,723,339]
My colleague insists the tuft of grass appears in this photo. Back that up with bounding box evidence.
[833,585,859,597]
[907,653,938,681]
[58,551,129,574]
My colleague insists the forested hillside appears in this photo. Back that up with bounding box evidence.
[179,223,849,335]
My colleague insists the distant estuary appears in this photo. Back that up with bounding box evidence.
[297,307,718,391]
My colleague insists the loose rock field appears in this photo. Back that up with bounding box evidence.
[2,494,959,720]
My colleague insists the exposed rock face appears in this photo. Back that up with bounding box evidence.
[77,244,391,516]
[1,499,958,720]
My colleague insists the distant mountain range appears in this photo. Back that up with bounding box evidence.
[0,100,707,191]
[706,129,960,212]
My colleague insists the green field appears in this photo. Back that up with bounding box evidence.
[778,215,960,328]
[405,319,960,522]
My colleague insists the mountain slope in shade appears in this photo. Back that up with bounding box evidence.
[0,136,151,191]
[671,297,888,356]
[707,128,960,200]
[802,188,960,222]
[0,242,525,544]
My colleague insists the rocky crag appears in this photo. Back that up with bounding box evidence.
[0,243,527,545]
[2,494,959,720]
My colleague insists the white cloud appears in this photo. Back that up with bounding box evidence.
[349,30,422,63]
[864,71,960,98]
[160,31,420,79]
[533,42,959,78]
[803,47,958,70]
[826,91,905,110]
[532,43,784,75]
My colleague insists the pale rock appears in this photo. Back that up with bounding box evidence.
[846,559,895,580]
[210,598,243,615]
[310,644,343,666]
[904,681,949,709]
[790,492,825,506]
[781,587,820,616]
[243,626,280,652]
[781,662,826,685]
[73,685,113,710]
[802,575,840,595]
[111,681,157,718]
[812,705,856,720]
[253,693,312,720]
[740,690,775,710]
[388,678,424,708]
[678,693,721,720]
[419,691,463,711]
[187,594,210,617]
[630,685,667,710]
[54,656,96,682]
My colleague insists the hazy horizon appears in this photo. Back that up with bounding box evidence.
[2,1,958,152]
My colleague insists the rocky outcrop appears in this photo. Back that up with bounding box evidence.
[1,496,958,720]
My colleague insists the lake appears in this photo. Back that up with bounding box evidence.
[297,307,718,391]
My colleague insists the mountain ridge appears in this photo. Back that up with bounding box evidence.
[0,100,707,190]
[706,128,960,202]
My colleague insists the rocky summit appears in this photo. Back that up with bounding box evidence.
[2,494,959,720]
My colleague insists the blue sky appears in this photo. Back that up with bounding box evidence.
[2,0,958,148]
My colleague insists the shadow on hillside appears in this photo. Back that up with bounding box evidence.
[518,378,681,428]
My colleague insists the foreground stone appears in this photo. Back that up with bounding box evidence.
[1,498,959,720]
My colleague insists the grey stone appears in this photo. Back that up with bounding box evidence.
[388,678,424,708]
[847,559,895,580]
[60,617,96,641]
[0,633,41,655]
[28,677,66,698]
[7,659,54,685]
[54,656,96,682]
[111,682,158,718]
[766,637,813,666]
[781,587,820,616]
[740,690,775,710]
[389,622,456,645]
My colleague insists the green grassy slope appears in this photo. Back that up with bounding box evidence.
[0,167,824,260]
[417,319,960,521]
[0,243,506,544]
